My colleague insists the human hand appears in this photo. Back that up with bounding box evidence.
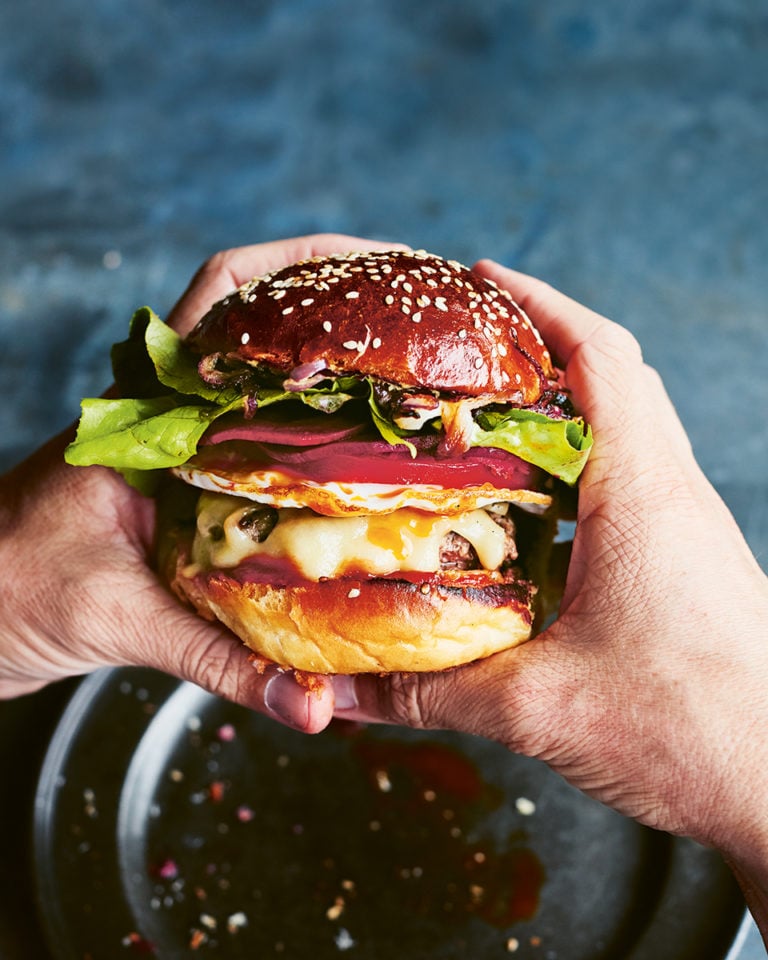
[0,234,399,732]
[333,260,768,871]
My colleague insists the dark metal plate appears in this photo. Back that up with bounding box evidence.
[34,667,749,959]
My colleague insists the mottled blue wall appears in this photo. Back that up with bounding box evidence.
[1,0,766,547]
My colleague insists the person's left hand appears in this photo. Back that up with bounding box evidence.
[0,234,396,730]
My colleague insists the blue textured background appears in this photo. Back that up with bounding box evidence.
[1,1,766,954]
[2,2,767,491]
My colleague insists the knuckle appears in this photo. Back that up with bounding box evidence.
[196,248,239,290]
[383,670,459,730]
[177,628,243,700]
[580,319,643,372]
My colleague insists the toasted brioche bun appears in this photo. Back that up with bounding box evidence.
[168,536,535,674]
[187,249,555,404]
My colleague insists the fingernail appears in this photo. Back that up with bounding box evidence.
[264,671,309,730]
[331,674,359,712]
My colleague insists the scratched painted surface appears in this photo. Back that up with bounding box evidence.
[0,3,766,951]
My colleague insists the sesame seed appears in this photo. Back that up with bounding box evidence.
[416,295,430,307]
[385,295,395,305]
[474,357,484,369]
[343,340,359,350]
[458,328,467,339]
[403,282,413,293]
[401,304,411,315]
[240,332,250,345]
[412,312,422,323]
[372,337,382,349]
[348,588,361,599]
[282,307,294,316]
[323,320,332,333]
[498,343,508,357]
[301,298,314,307]
[345,291,360,299]
[434,297,448,312]
[273,289,287,300]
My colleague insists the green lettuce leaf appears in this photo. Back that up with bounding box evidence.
[113,307,238,403]
[65,396,238,471]
[257,375,364,414]
[367,388,417,456]
[472,409,593,485]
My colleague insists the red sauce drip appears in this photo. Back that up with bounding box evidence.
[348,733,545,927]
[355,739,490,803]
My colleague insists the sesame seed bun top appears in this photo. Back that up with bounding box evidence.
[186,249,556,403]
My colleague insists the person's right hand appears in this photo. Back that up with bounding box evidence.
[332,261,768,931]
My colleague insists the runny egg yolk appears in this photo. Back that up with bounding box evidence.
[365,509,438,560]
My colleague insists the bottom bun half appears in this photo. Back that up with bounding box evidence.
[168,545,535,674]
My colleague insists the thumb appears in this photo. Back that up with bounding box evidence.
[123,597,337,734]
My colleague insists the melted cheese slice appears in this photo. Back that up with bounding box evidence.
[193,492,511,581]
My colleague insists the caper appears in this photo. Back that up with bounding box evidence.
[237,506,278,542]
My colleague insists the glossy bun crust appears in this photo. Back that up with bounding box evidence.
[187,249,555,404]
[168,542,535,674]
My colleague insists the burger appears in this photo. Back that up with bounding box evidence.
[66,249,591,674]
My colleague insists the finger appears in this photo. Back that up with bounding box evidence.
[472,260,618,368]
[167,233,410,335]
[126,603,337,734]
[473,260,657,459]
[331,634,577,761]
